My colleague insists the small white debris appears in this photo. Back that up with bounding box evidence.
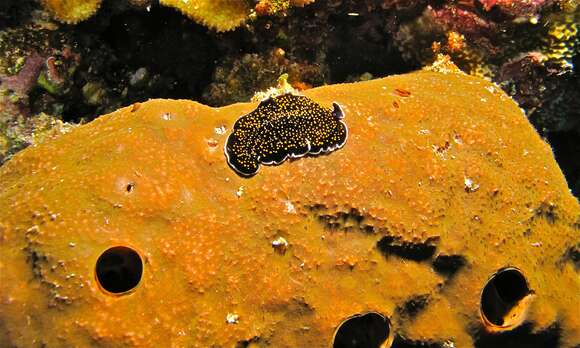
[443,341,455,348]
[26,225,39,234]
[418,129,430,135]
[531,242,542,247]
[347,12,359,16]
[161,113,172,121]
[235,186,244,198]
[272,237,289,255]
[68,242,76,248]
[225,313,239,324]
[214,125,226,135]
[285,200,296,214]
[464,177,480,193]
[484,86,496,94]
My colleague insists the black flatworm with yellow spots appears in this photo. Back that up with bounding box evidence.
[225,93,348,177]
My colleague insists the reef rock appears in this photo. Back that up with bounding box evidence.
[0,69,578,348]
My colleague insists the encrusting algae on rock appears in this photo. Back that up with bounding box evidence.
[0,67,579,348]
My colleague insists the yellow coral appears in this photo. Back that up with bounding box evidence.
[40,0,316,30]
[251,73,298,101]
[558,0,578,13]
[543,11,579,70]
[255,0,315,16]
[42,0,251,30]
[42,0,102,24]
[423,54,464,74]
[28,113,76,146]
[435,31,493,79]
[159,0,251,32]
[0,71,579,347]
[255,0,290,16]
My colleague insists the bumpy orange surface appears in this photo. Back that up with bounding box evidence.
[0,69,578,348]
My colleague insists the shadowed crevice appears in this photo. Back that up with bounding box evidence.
[391,335,446,348]
[533,202,557,224]
[432,254,467,277]
[377,236,438,262]
[236,337,261,348]
[560,244,580,270]
[475,323,560,348]
[307,205,378,234]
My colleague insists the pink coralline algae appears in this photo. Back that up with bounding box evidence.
[429,4,498,38]
[478,0,552,17]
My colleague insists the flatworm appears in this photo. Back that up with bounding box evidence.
[225,93,348,177]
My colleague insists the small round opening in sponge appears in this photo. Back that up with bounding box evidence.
[96,246,143,295]
[332,312,392,348]
[480,267,532,330]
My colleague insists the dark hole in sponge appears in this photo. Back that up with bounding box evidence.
[480,268,530,327]
[333,312,390,348]
[126,183,135,193]
[96,246,143,294]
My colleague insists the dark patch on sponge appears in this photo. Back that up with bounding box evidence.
[306,204,378,234]
[533,202,557,224]
[377,236,438,262]
[561,244,580,270]
[225,94,348,177]
[24,247,47,280]
[317,208,374,233]
[397,294,430,318]
[432,254,467,277]
[236,337,261,348]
